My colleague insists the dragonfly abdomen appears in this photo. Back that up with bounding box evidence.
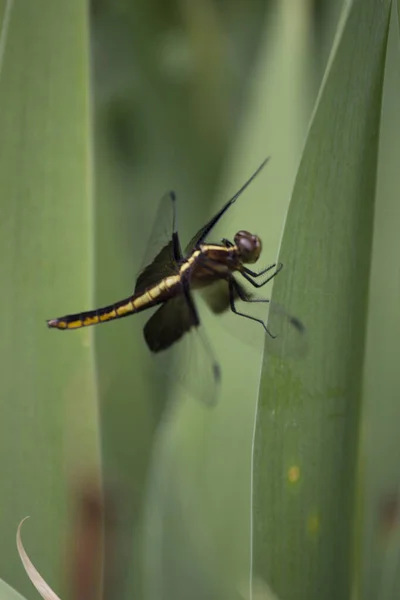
[47,276,182,330]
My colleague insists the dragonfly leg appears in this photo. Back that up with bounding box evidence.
[229,278,276,339]
[242,262,281,277]
[221,238,234,247]
[240,262,283,288]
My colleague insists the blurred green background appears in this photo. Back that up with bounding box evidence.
[0,1,399,600]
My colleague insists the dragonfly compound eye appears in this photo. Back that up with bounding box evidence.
[234,230,262,264]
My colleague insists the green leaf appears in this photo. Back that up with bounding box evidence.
[0,578,27,600]
[0,1,97,596]
[360,4,400,599]
[254,1,391,599]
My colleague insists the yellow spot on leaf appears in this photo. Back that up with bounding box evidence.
[288,465,300,483]
[307,513,320,535]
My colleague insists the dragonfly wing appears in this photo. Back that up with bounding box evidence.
[135,240,178,294]
[184,158,269,254]
[200,277,252,314]
[143,291,198,352]
[144,291,220,406]
[135,191,182,294]
[201,280,231,314]
[200,274,307,358]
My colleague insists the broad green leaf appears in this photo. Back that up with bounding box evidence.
[254,1,391,600]
[360,5,400,600]
[0,1,98,596]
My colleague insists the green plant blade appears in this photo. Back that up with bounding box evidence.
[253,1,391,600]
[0,1,98,596]
[0,579,27,600]
[360,5,400,599]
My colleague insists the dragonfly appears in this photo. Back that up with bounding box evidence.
[47,158,304,403]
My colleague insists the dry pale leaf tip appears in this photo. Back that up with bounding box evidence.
[16,517,62,600]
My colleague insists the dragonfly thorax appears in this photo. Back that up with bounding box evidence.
[234,230,262,264]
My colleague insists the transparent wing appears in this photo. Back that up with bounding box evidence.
[200,273,307,358]
[184,158,270,254]
[135,191,182,294]
[143,292,220,406]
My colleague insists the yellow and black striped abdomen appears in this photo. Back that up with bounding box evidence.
[47,275,182,331]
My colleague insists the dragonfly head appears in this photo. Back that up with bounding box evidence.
[234,230,262,264]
